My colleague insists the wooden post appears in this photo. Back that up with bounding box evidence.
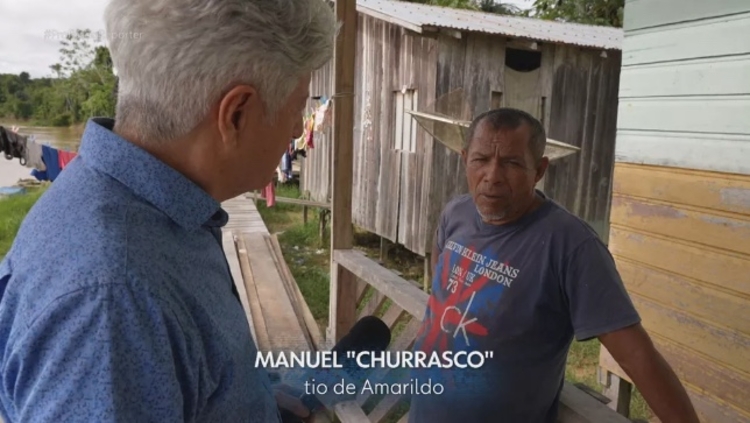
[318,209,327,246]
[602,373,632,417]
[379,237,389,264]
[423,253,432,292]
[328,0,358,344]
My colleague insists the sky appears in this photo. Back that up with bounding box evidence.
[0,0,533,79]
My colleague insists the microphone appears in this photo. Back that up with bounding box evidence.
[279,316,391,422]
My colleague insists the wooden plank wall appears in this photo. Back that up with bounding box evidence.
[302,60,334,203]
[601,3,750,421]
[423,33,506,255]
[545,47,622,244]
[394,30,438,254]
[305,15,438,245]
[606,164,750,422]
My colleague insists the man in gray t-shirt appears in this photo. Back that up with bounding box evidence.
[409,109,699,423]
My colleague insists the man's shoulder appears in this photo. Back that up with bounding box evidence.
[543,199,605,251]
[442,193,475,218]
[4,168,177,323]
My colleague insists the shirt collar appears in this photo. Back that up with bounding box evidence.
[78,118,227,229]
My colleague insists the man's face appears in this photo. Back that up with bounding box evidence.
[461,121,547,223]
[225,74,310,192]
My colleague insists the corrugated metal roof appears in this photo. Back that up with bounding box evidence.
[356,0,623,50]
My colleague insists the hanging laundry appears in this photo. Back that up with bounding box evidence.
[259,182,276,207]
[24,138,46,171]
[36,145,62,182]
[280,151,292,179]
[313,98,332,132]
[0,126,28,165]
[276,166,287,183]
[304,117,315,149]
[58,150,77,170]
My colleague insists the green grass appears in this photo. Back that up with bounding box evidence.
[0,187,46,259]
[258,183,655,422]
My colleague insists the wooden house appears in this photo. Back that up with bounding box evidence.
[598,1,750,421]
[301,0,624,258]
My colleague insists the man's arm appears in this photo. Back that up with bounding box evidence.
[599,325,699,423]
[562,237,698,423]
[4,282,198,423]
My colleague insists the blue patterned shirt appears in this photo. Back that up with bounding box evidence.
[0,118,281,422]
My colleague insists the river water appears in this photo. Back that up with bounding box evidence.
[0,122,83,187]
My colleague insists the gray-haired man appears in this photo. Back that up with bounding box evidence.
[0,0,336,422]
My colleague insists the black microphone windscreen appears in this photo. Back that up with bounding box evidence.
[332,315,391,354]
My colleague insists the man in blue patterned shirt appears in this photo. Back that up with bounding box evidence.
[0,0,336,422]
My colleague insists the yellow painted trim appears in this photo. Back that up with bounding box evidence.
[608,226,750,297]
[604,162,750,418]
[612,162,750,216]
[610,194,750,256]
[631,293,749,374]
[614,255,750,334]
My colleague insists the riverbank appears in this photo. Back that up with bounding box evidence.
[0,118,86,132]
[0,159,35,188]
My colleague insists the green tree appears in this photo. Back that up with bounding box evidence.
[0,28,117,126]
[404,0,524,14]
[526,0,624,27]
[477,0,523,14]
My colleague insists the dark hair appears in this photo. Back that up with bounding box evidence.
[464,108,546,161]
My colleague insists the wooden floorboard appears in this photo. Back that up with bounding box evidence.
[222,195,318,418]
[222,196,269,234]
[221,194,312,354]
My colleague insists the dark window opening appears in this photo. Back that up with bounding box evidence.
[505,47,542,72]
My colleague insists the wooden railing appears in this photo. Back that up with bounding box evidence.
[327,249,633,423]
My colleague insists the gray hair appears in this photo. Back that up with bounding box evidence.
[464,108,547,161]
[104,0,337,144]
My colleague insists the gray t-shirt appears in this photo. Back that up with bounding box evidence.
[408,192,640,423]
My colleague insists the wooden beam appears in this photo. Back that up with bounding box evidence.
[328,0,358,344]
[601,374,632,417]
[442,28,462,39]
[250,194,330,209]
[268,234,324,350]
[222,231,257,344]
[333,249,428,320]
[557,382,632,423]
[236,235,271,352]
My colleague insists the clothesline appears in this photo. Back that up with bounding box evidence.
[0,125,78,183]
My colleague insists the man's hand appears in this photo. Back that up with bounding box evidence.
[599,324,700,423]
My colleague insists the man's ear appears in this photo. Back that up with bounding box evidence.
[217,85,258,147]
[535,156,549,183]
[461,148,468,167]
